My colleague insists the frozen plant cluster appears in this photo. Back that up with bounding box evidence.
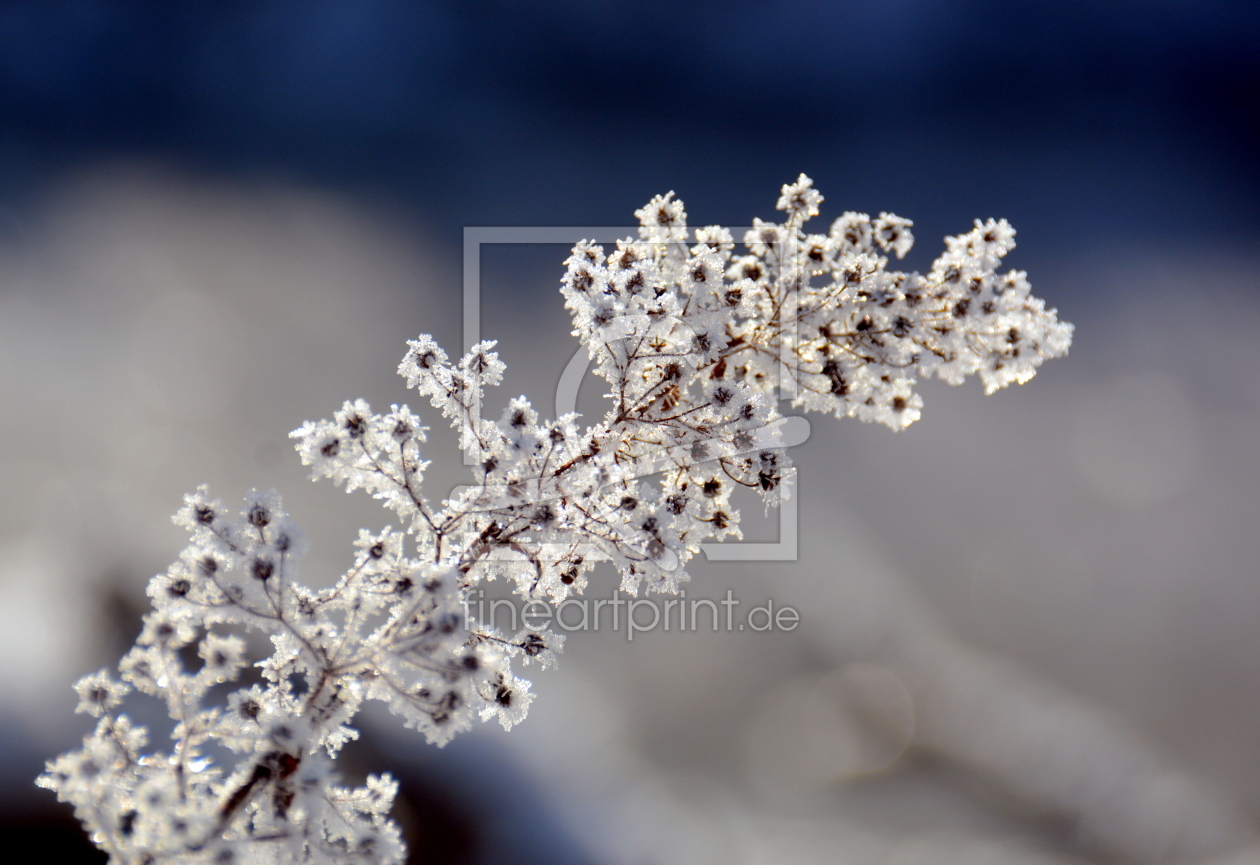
[39,176,1072,863]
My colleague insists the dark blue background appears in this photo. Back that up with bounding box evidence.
[0,0,1256,275]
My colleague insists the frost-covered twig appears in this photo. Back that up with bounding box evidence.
[39,175,1071,863]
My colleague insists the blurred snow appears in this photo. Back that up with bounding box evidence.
[0,164,458,727]
[3,167,1259,862]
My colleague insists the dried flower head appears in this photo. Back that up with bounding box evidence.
[40,176,1070,863]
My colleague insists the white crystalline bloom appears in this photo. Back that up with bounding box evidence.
[40,174,1070,862]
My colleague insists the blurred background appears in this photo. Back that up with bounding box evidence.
[1,2,1258,862]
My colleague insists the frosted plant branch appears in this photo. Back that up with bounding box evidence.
[39,175,1072,863]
